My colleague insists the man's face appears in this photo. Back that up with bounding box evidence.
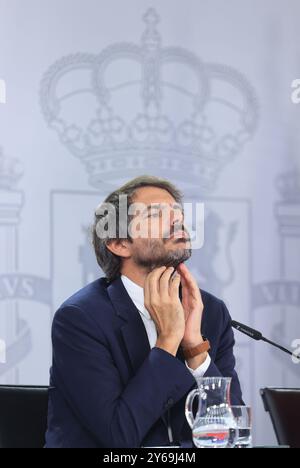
[126,186,192,271]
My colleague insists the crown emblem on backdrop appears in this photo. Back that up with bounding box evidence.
[0,147,23,190]
[40,8,258,193]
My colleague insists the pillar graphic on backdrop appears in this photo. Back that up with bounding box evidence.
[252,169,300,383]
[276,171,300,377]
[0,147,52,383]
[0,148,30,382]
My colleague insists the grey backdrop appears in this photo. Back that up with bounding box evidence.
[1,0,300,446]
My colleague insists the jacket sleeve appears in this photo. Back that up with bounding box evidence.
[51,305,196,448]
[204,300,244,405]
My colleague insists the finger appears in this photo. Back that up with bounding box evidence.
[148,266,167,301]
[177,263,202,304]
[170,272,181,298]
[159,267,175,299]
[144,272,151,308]
[177,263,196,290]
[176,264,189,294]
[144,266,165,302]
[179,263,203,306]
[177,263,191,280]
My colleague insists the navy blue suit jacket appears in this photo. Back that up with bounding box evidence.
[45,276,243,448]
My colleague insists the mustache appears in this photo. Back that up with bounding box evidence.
[163,225,191,241]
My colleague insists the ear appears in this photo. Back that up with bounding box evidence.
[106,239,131,259]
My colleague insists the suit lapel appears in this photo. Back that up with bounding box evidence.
[107,277,151,372]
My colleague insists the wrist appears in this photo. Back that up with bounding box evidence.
[181,335,204,349]
[155,335,181,356]
[186,351,208,370]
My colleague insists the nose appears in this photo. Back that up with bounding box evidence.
[170,206,184,228]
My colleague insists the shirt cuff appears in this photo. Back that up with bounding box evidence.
[185,354,211,378]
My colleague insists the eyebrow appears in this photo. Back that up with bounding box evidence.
[141,203,183,215]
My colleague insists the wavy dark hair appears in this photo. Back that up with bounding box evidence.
[92,175,183,283]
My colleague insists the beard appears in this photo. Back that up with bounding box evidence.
[131,238,192,272]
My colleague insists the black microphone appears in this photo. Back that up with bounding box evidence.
[231,320,300,361]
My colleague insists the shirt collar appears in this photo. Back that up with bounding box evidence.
[121,274,151,320]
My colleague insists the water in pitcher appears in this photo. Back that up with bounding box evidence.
[193,421,237,448]
[193,423,230,448]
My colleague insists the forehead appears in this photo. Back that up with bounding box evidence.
[132,186,177,205]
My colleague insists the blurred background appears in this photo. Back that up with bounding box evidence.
[0,0,300,446]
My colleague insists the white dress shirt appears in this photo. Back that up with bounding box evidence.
[121,274,211,379]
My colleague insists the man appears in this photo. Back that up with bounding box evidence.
[45,175,243,448]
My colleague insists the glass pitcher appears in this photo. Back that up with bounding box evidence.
[185,377,237,448]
